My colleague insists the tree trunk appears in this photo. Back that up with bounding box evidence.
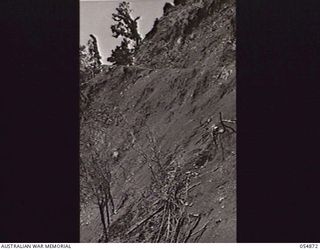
[98,202,108,242]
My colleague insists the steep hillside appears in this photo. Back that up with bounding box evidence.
[80,0,236,243]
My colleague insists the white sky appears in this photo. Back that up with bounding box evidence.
[80,0,172,64]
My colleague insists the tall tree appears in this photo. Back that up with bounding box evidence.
[107,39,133,66]
[87,34,102,75]
[80,45,90,83]
[80,35,102,82]
[108,1,142,65]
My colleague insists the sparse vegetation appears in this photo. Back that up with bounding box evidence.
[123,128,213,242]
[81,151,114,242]
[80,0,236,243]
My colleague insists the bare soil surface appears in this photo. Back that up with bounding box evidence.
[80,0,236,242]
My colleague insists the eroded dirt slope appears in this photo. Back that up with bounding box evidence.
[80,0,236,242]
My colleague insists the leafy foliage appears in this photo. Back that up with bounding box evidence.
[80,45,90,83]
[87,34,102,75]
[110,2,141,47]
[80,34,102,83]
[107,39,133,66]
[108,1,142,66]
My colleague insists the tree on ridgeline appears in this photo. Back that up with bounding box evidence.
[80,34,102,83]
[87,34,102,76]
[107,39,133,66]
[80,45,90,83]
[107,1,142,66]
